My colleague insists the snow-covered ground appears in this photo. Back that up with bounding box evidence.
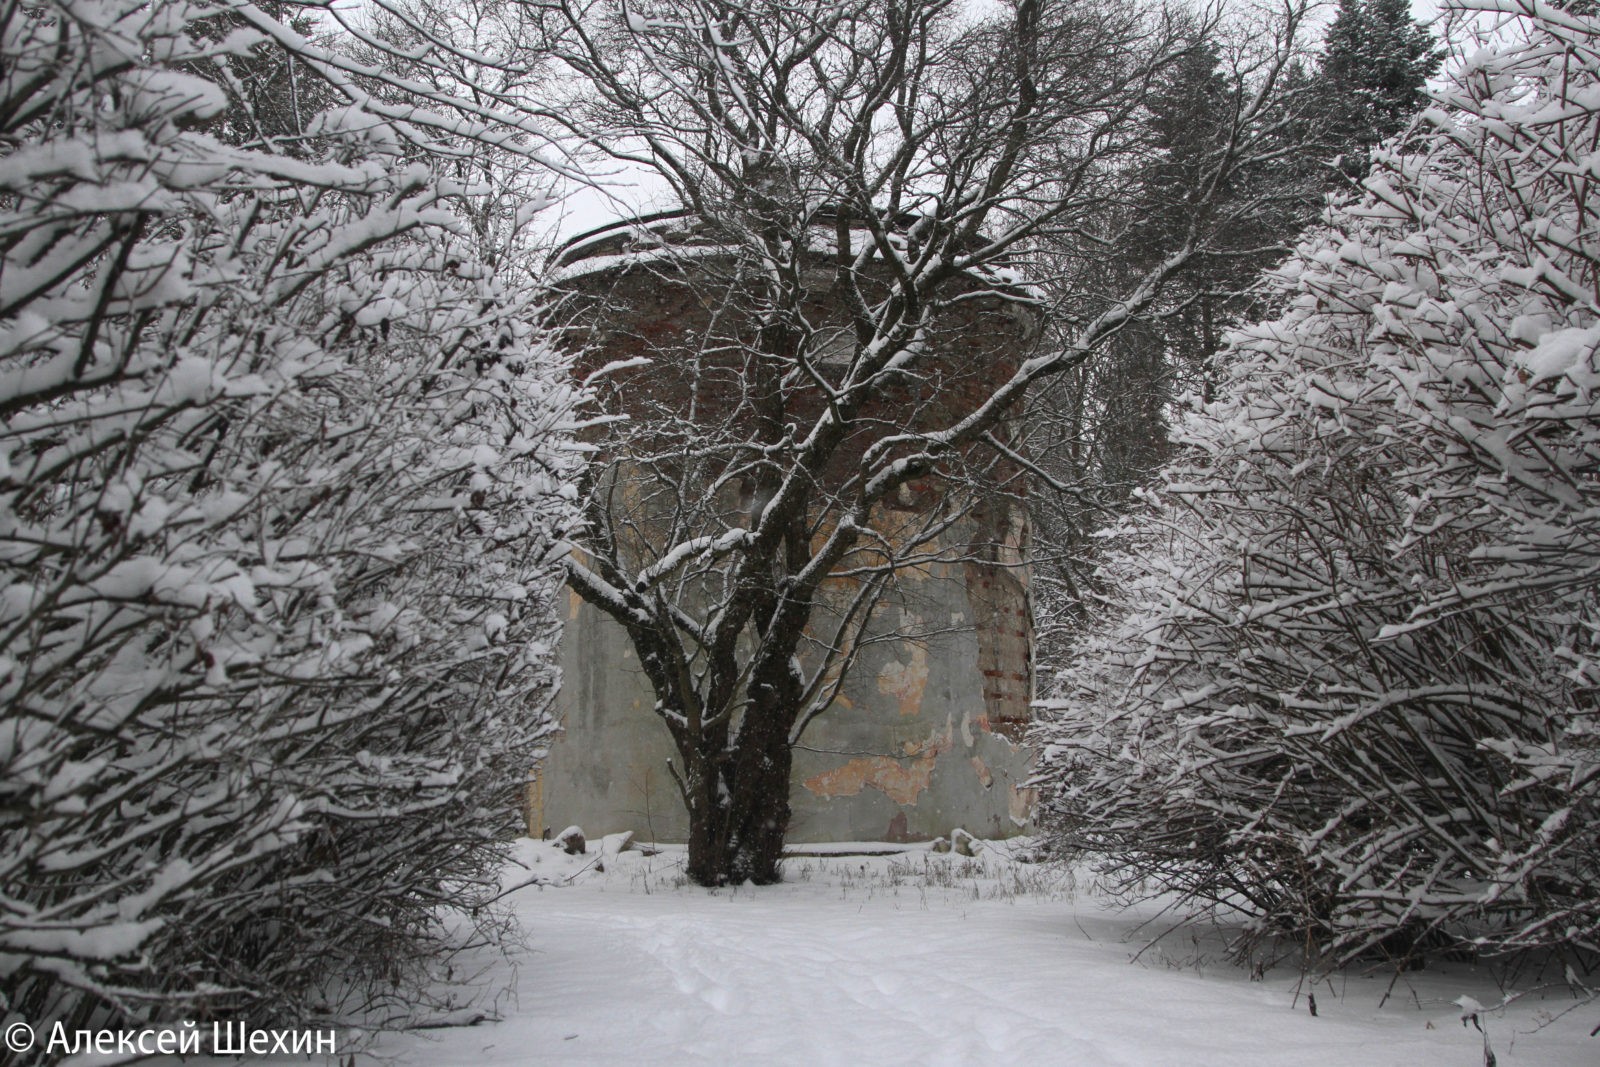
[359,839,1596,1067]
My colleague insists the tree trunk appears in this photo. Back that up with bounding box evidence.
[683,681,797,886]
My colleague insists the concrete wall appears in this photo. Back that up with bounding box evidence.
[537,503,1036,844]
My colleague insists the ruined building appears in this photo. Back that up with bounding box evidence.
[534,212,1037,843]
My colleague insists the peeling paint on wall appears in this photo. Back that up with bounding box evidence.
[970,755,994,789]
[803,755,933,804]
[876,643,929,717]
[802,717,952,804]
[1008,782,1037,827]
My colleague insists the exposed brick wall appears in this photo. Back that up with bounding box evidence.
[555,256,1034,503]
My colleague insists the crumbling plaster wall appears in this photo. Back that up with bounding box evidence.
[539,514,1035,844]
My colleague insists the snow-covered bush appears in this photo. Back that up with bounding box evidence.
[1035,0,1600,968]
[0,0,580,1035]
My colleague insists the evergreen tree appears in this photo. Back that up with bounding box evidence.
[1322,0,1441,171]
[1030,6,1437,661]
[1029,25,1326,662]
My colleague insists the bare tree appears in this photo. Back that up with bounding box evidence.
[539,0,1313,885]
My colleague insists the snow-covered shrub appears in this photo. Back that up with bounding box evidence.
[1035,0,1600,968]
[0,0,580,1035]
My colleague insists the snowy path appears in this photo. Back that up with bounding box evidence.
[364,843,1596,1067]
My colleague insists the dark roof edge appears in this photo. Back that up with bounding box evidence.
[549,205,954,271]
[551,208,696,270]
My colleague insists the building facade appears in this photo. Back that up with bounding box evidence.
[534,213,1037,844]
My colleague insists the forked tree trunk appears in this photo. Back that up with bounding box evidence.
[682,677,799,886]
